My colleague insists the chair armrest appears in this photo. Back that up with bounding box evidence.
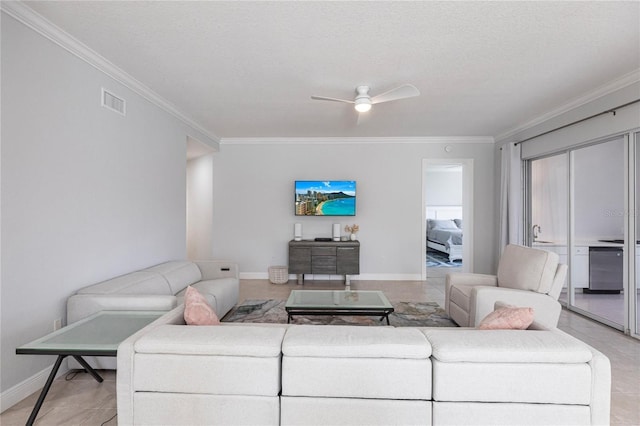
[66,294,177,324]
[446,272,498,287]
[470,287,561,328]
[194,260,239,280]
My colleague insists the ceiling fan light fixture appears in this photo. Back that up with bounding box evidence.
[354,98,372,112]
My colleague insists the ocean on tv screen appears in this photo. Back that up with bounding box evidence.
[319,197,355,216]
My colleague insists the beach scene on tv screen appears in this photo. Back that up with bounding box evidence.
[295,181,356,216]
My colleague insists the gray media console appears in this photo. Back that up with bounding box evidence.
[288,240,360,284]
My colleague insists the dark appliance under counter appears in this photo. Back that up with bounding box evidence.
[586,245,623,294]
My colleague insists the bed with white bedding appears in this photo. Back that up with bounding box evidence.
[426,218,463,262]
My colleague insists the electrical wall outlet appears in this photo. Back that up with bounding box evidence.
[53,318,62,331]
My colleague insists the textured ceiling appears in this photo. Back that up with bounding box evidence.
[25,1,640,139]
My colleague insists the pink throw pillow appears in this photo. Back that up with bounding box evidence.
[184,286,220,325]
[477,306,534,330]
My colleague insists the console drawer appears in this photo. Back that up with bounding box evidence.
[312,246,336,256]
[312,256,337,274]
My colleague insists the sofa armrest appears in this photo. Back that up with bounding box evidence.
[588,346,612,426]
[66,294,177,324]
[116,306,186,426]
[194,260,239,280]
[470,287,562,329]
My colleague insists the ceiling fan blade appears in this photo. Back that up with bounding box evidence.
[311,95,354,104]
[371,84,420,104]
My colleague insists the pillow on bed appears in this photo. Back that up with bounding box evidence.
[431,219,459,230]
[453,219,462,229]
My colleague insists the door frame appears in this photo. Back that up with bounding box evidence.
[421,158,474,280]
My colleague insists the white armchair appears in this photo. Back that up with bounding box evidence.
[445,244,568,329]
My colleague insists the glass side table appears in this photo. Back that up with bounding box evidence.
[16,310,165,426]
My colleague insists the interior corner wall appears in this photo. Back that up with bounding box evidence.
[187,154,214,260]
[1,13,192,395]
[211,141,496,279]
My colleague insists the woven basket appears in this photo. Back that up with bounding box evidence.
[268,265,289,284]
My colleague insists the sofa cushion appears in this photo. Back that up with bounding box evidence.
[183,286,219,326]
[145,261,202,295]
[497,245,559,293]
[431,360,592,405]
[135,324,286,357]
[425,329,594,405]
[423,329,593,363]
[76,271,172,295]
[283,325,431,358]
[282,326,432,400]
[132,325,286,397]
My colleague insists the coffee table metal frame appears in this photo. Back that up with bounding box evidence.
[16,310,165,426]
[285,290,394,325]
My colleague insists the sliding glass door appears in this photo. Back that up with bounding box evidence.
[528,135,632,334]
[571,137,625,329]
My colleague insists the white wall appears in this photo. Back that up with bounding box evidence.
[0,13,208,397]
[425,168,463,206]
[187,154,214,259]
[211,140,495,279]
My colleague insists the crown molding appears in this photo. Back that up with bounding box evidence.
[496,69,640,142]
[1,1,220,144]
[221,136,495,145]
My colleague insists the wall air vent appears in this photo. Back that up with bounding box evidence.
[101,88,126,116]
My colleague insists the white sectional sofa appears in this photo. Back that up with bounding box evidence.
[67,259,239,368]
[117,305,611,426]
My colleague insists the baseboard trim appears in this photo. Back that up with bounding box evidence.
[0,361,69,413]
[239,272,422,281]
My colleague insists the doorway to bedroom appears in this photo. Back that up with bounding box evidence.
[422,159,473,279]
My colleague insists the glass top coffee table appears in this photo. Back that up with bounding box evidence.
[16,310,165,426]
[285,290,394,325]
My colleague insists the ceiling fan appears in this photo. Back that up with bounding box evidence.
[311,84,420,113]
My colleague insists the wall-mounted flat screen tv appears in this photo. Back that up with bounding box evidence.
[295,180,356,216]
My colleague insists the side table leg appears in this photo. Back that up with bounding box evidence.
[26,355,66,426]
[72,355,103,383]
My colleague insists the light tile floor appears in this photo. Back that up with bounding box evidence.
[1,277,638,425]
